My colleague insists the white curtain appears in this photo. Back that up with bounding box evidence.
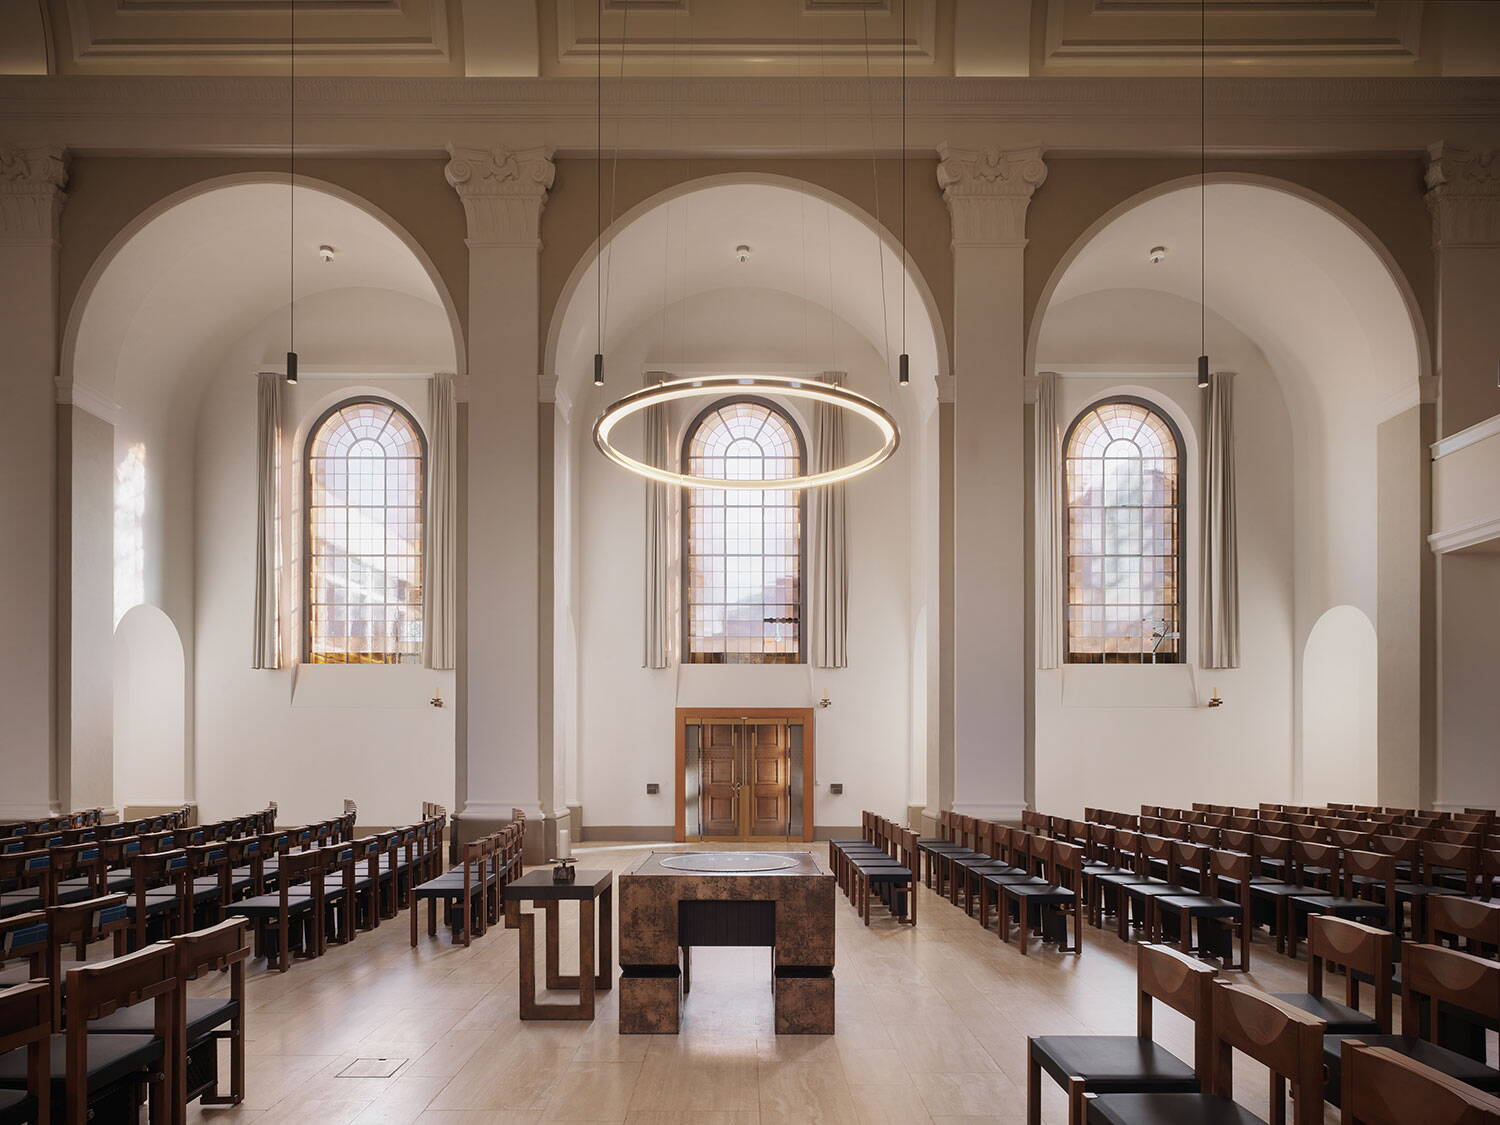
[1201,370,1240,668]
[643,374,673,669]
[252,372,282,669]
[811,372,848,669]
[424,373,458,670]
[1034,372,1063,669]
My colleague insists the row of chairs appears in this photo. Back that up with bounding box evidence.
[411,812,526,947]
[827,814,918,925]
[229,809,449,970]
[1027,935,1500,1124]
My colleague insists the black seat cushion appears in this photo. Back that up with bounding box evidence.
[1250,882,1330,899]
[1087,1092,1266,1125]
[1006,882,1075,904]
[0,1033,162,1098]
[0,1088,34,1125]
[1269,993,1380,1034]
[0,896,42,920]
[1032,1036,1198,1094]
[1322,1034,1500,1106]
[1288,895,1387,922]
[227,894,314,917]
[1155,894,1241,919]
[90,996,238,1044]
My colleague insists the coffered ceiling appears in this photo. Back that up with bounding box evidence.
[3,0,1495,78]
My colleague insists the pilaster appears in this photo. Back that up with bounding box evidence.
[445,143,556,861]
[938,142,1046,825]
[0,144,67,817]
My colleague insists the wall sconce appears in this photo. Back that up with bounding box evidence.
[430,686,445,709]
[818,697,832,709]
[1207,687,1224,708]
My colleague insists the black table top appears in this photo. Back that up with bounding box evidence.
[503,869,612,901]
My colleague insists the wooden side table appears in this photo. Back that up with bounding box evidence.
[502,869,613,1021]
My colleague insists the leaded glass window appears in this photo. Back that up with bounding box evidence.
[683,399,804,664]
[305,398,425,664]
[1064,398,1183,664]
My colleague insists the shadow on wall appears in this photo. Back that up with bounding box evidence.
[113,604,186,812]
[1300,605,1377,806]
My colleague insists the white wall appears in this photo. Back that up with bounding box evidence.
[1033,290,1297,818]
[565,286,926,833]
[192,289,457,826]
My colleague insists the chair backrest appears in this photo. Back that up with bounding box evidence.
[0,911,47,978]
[172,917,251,981]
[1137,943,1217,1082]
[1427,894,1500,950]
[1423,841,1480,896]
[1293,839,1340,884]
[1306,915,1393,1032]
[1341,1042,1500,1123]
[65,942,176,1027]
[1210,983,1326,1122]
[0,979,50,1056]
[1401,942,1500,1042]
[1342,848,1397,902]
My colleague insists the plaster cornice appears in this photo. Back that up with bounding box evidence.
[2,76,1498,158]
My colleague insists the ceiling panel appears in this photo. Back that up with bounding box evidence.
[545,0,947,76]
[52,0,463,75]
[1037,0,1430,75]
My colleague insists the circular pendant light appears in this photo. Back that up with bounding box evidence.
[593,375,898,491]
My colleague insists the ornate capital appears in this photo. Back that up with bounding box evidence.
[936,143,1047,248]
[1425,142,1500,249]
[444,144,555,248]
[0,144,68,244]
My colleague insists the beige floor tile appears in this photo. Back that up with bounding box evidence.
[537,1060,644,1122]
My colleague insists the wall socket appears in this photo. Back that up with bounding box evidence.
[829,783,843,795]
[646,783,659,795]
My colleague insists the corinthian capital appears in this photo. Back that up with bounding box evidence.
[444,144,556,248]
[1425,142,1500,249]
[936,143,1047,248]
[0,144,68,244]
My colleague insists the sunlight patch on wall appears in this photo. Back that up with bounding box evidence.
[114,443,146,628]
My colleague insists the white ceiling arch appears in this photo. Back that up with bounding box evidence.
[62,172,465,419]
[545,172,949,408]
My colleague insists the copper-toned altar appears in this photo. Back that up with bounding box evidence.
[617,851,835,1035]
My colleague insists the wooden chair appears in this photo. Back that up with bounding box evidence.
[0,897,130,1029]
[1119,836,1203,944]
[410,839,488,948]
[1250,838,1337,956]
[0,912,48,989]
[1000,840,1084,955]
[226,849,327,971]
[86,919,249,1116]
[1152,848,1255,970]
[1321,943,1500,1107]
[119,849,192,954]
[1339,1042,1500,1124]
[1287,848,1393,959]
[0,981,49,1125]
[0,944,177,1125]
[1272,915,1391,1035]
[1083,982,1327,1124]
[978,832,1051,933]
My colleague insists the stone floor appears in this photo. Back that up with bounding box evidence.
[183,840,1377,1123]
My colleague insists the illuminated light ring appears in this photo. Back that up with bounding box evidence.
[592,374,899,490]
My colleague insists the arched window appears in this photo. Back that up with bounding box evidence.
[683,398,805,664]
[1064,397,1183,664]
[305,398,426,664]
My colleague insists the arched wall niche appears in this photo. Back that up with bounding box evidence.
[546,174,946,838]
[1030,173,1427,818]
[1301,606,1379,807]
[112,604,187,813]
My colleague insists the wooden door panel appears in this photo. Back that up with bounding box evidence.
[747,722,789,837]
[698,722,740,837]
[683,713,806,840]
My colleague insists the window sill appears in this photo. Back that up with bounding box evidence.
[1057,663,1200,709]
[291,662,453,709]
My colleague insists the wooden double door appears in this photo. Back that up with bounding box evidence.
[676,709,814,842]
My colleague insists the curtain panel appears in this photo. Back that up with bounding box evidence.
[643,374,674,669]
[1034,372,1063,669]
[811,372,848,669]
[252,371,282,669]
[424,373,459,670]
[1201,370,1241,668]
